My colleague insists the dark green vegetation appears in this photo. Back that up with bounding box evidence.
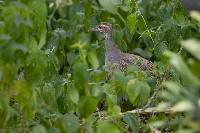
[0,0,200,132]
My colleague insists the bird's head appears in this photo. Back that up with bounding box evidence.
[90,23,112,34]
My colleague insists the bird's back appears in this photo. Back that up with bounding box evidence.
[120,52,154,72]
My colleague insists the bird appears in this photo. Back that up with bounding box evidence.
[90,22,154,79]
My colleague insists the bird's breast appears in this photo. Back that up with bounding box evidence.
[105,51,121,64]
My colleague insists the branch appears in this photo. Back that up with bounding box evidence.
[120,107,180,116]
[94,107,184,120]
[143,70,170,109]
[143,84,161,109]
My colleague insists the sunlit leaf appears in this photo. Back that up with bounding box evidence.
[87,51,99,70]
[190,11,200,22]
[127,13,136,33]
[38,27,47,49]
[149,120,166,128]
[163,81,182,95]
[181,39,200,60]
[56,0,73,7]
[172,100,194,112]
[164,51,200,88]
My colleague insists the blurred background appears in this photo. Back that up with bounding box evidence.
[183,0,200,11]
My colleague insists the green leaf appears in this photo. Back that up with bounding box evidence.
[12,80,36,117]
[28,0,47,27]
[110,105,121,117]
[28,0,47,49]
[87,51,99,70]
[12,80,32,104]
[127,13,136,33]
[126,80,140,105]
[139,82,151,104]
[98,0,118,14]
[72,62,89,85]
[189,59,200,78]
[38,27,47,49]
[39,83,58,110]
[113,70,128,89]
[12,43,29,53]
[123,113,140,133]
[25,49,48,81]
[181,39,200,60]
[33,125,47,133]
[176,129,196,133]
[127,80,151,105]
[0,62,17,84]
[154,42,168,59]
[0,93,9,127]
[47,128,60,133]
[62,113,80,133]
[164,51,200,88]
[56,0,73,7]
[79,96,98,118]
[137,15,146,34]
[69,88,79,105]
[149,120,166,128]
[171,100,194,112]
[91,85,103,99]
[97,121,118,133]
[163,81,182,96]
[190,11,200,22]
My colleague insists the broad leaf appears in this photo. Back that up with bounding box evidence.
[97,121,118,133]
[127,79,151,105]
[164,51,200,88]
[62,113,80,133]
[98,0,118,14]
[87,51,99,70]
[127,13,136,33]
[123,113,140,133]
[79,96,98,118]
[181,39,200,60]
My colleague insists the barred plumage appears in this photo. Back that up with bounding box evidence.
[91,23,154,78]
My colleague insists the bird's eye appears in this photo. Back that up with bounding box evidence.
[98,26,102,29]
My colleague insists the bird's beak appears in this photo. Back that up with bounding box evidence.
[90,27,98,32]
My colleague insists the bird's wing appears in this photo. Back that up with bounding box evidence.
[121,53,154,72]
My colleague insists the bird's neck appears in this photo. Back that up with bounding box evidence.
[104,31,120,53]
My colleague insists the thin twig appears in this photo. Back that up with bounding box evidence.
[133,0,155,45]
[143,80,162,109]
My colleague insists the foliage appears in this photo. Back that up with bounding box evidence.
[0,0,200,132]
